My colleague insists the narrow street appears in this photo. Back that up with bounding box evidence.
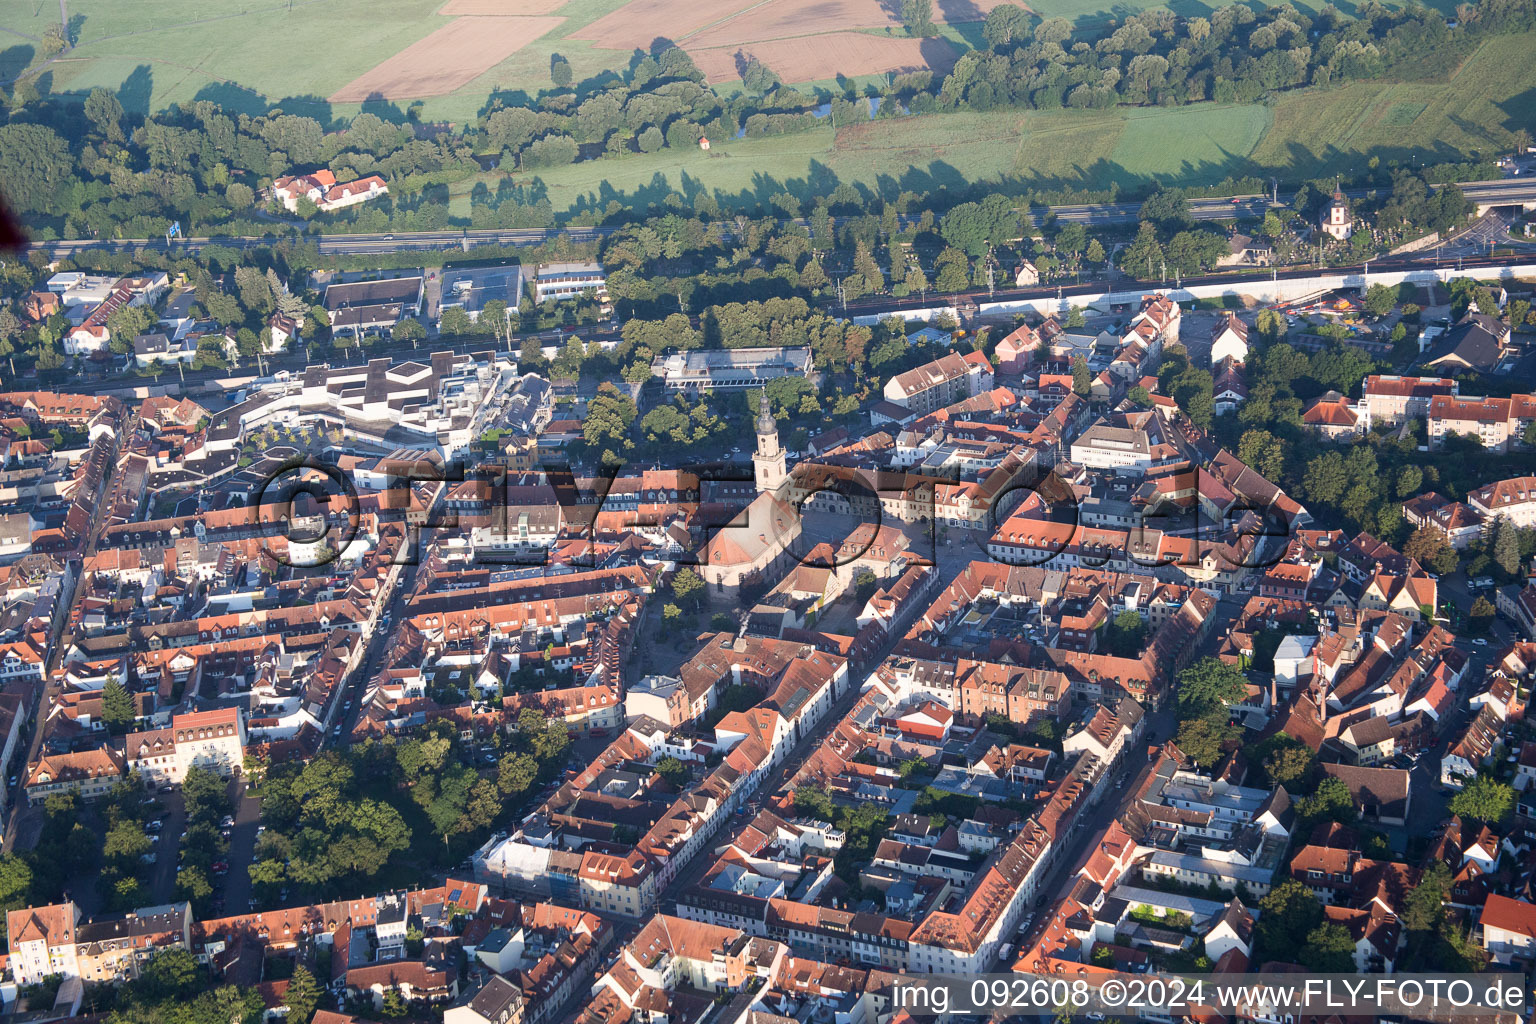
[5,432,119,853]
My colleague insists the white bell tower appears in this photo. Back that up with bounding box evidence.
[752,392,787,496]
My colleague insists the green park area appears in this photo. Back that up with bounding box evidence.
[468,30,1535,217]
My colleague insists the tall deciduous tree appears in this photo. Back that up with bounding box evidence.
[901,0,935,35]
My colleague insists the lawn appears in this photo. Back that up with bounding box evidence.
[1246,31,1536,176]
[504,102,1273,213]
[500,31,1533,215]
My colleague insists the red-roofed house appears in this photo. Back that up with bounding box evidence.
[1481,894,1536,964]
[1303,391,1361,439]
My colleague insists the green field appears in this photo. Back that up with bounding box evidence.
[476,30,1534,215]
[0,0,636,123]
[2,0,1469,124]
[453,104,1273,216]
[1246,31,1536,175]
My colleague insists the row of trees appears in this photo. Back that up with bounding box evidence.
[8,0,1527,244]
[945,0,1534,118]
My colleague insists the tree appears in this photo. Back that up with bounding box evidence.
[1469,595,1497,633]
[1102,609,1147,656]
[84,86,126,144]
[0,853,31,912]
[655,756,688,787]
[138,948,202,1000]
[439,306,474,337]
[1122,222,1164,280]
[550,53,573,88]
[1302,451,1349,507]
[1139,188,1190,229]
[1404,527,1457,576]
[741,57,780,93]
[637,126,665,153]
[1301,922,1358,972]
[793,784,835,821]
[226,181,255,208]
[1085,238,1106,264]
[1165,230,1228,274]
[982,3,1030,46]
[1071,355,1091,395]
[105,304,154,353]
[904,263,929,299]
[182,765,229,822]
[1402,859,1450,933]
[1175,715,1237,766]
[1255,308,1286,343]
[672,567,704,607]
[1175,658,1248,719]
[1261,738,1316,791]
[1237,429,1284,481]
[851,241,884,296]
[0,124,71,214]
[497,752,538,796]
[1363,283,1397,317]
[1296,777,1356,830]
[101,678,136,732]
[1257,879,1323,958]
[285,965,322,1024]
[35,343,64,372]
[1448,775,1514,824]
[1493,517,1521,577]
[381,987,409,1018]
[175,864,214,907]
[1509,299,1531,333]
[935,251,970,293]
[901,0,935,36]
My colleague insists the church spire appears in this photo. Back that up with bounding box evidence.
[753,390,786,496]
[756,390,775,436]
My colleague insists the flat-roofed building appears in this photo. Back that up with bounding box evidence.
[440,265,524,323]
[324,275,424,315]
[652,347,814,392]
[532,262,606,304]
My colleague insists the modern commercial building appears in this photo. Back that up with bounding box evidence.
[651,347,814,392]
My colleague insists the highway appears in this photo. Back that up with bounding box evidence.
[26,176,1536,257]
[1048,195,1275,225]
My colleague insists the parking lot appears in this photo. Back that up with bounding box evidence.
[141,778,260,915]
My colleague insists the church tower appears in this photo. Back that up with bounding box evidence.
[752,391,787,496]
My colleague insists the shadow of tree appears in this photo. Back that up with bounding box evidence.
[118,64,154,115]
[0,44,35,81]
